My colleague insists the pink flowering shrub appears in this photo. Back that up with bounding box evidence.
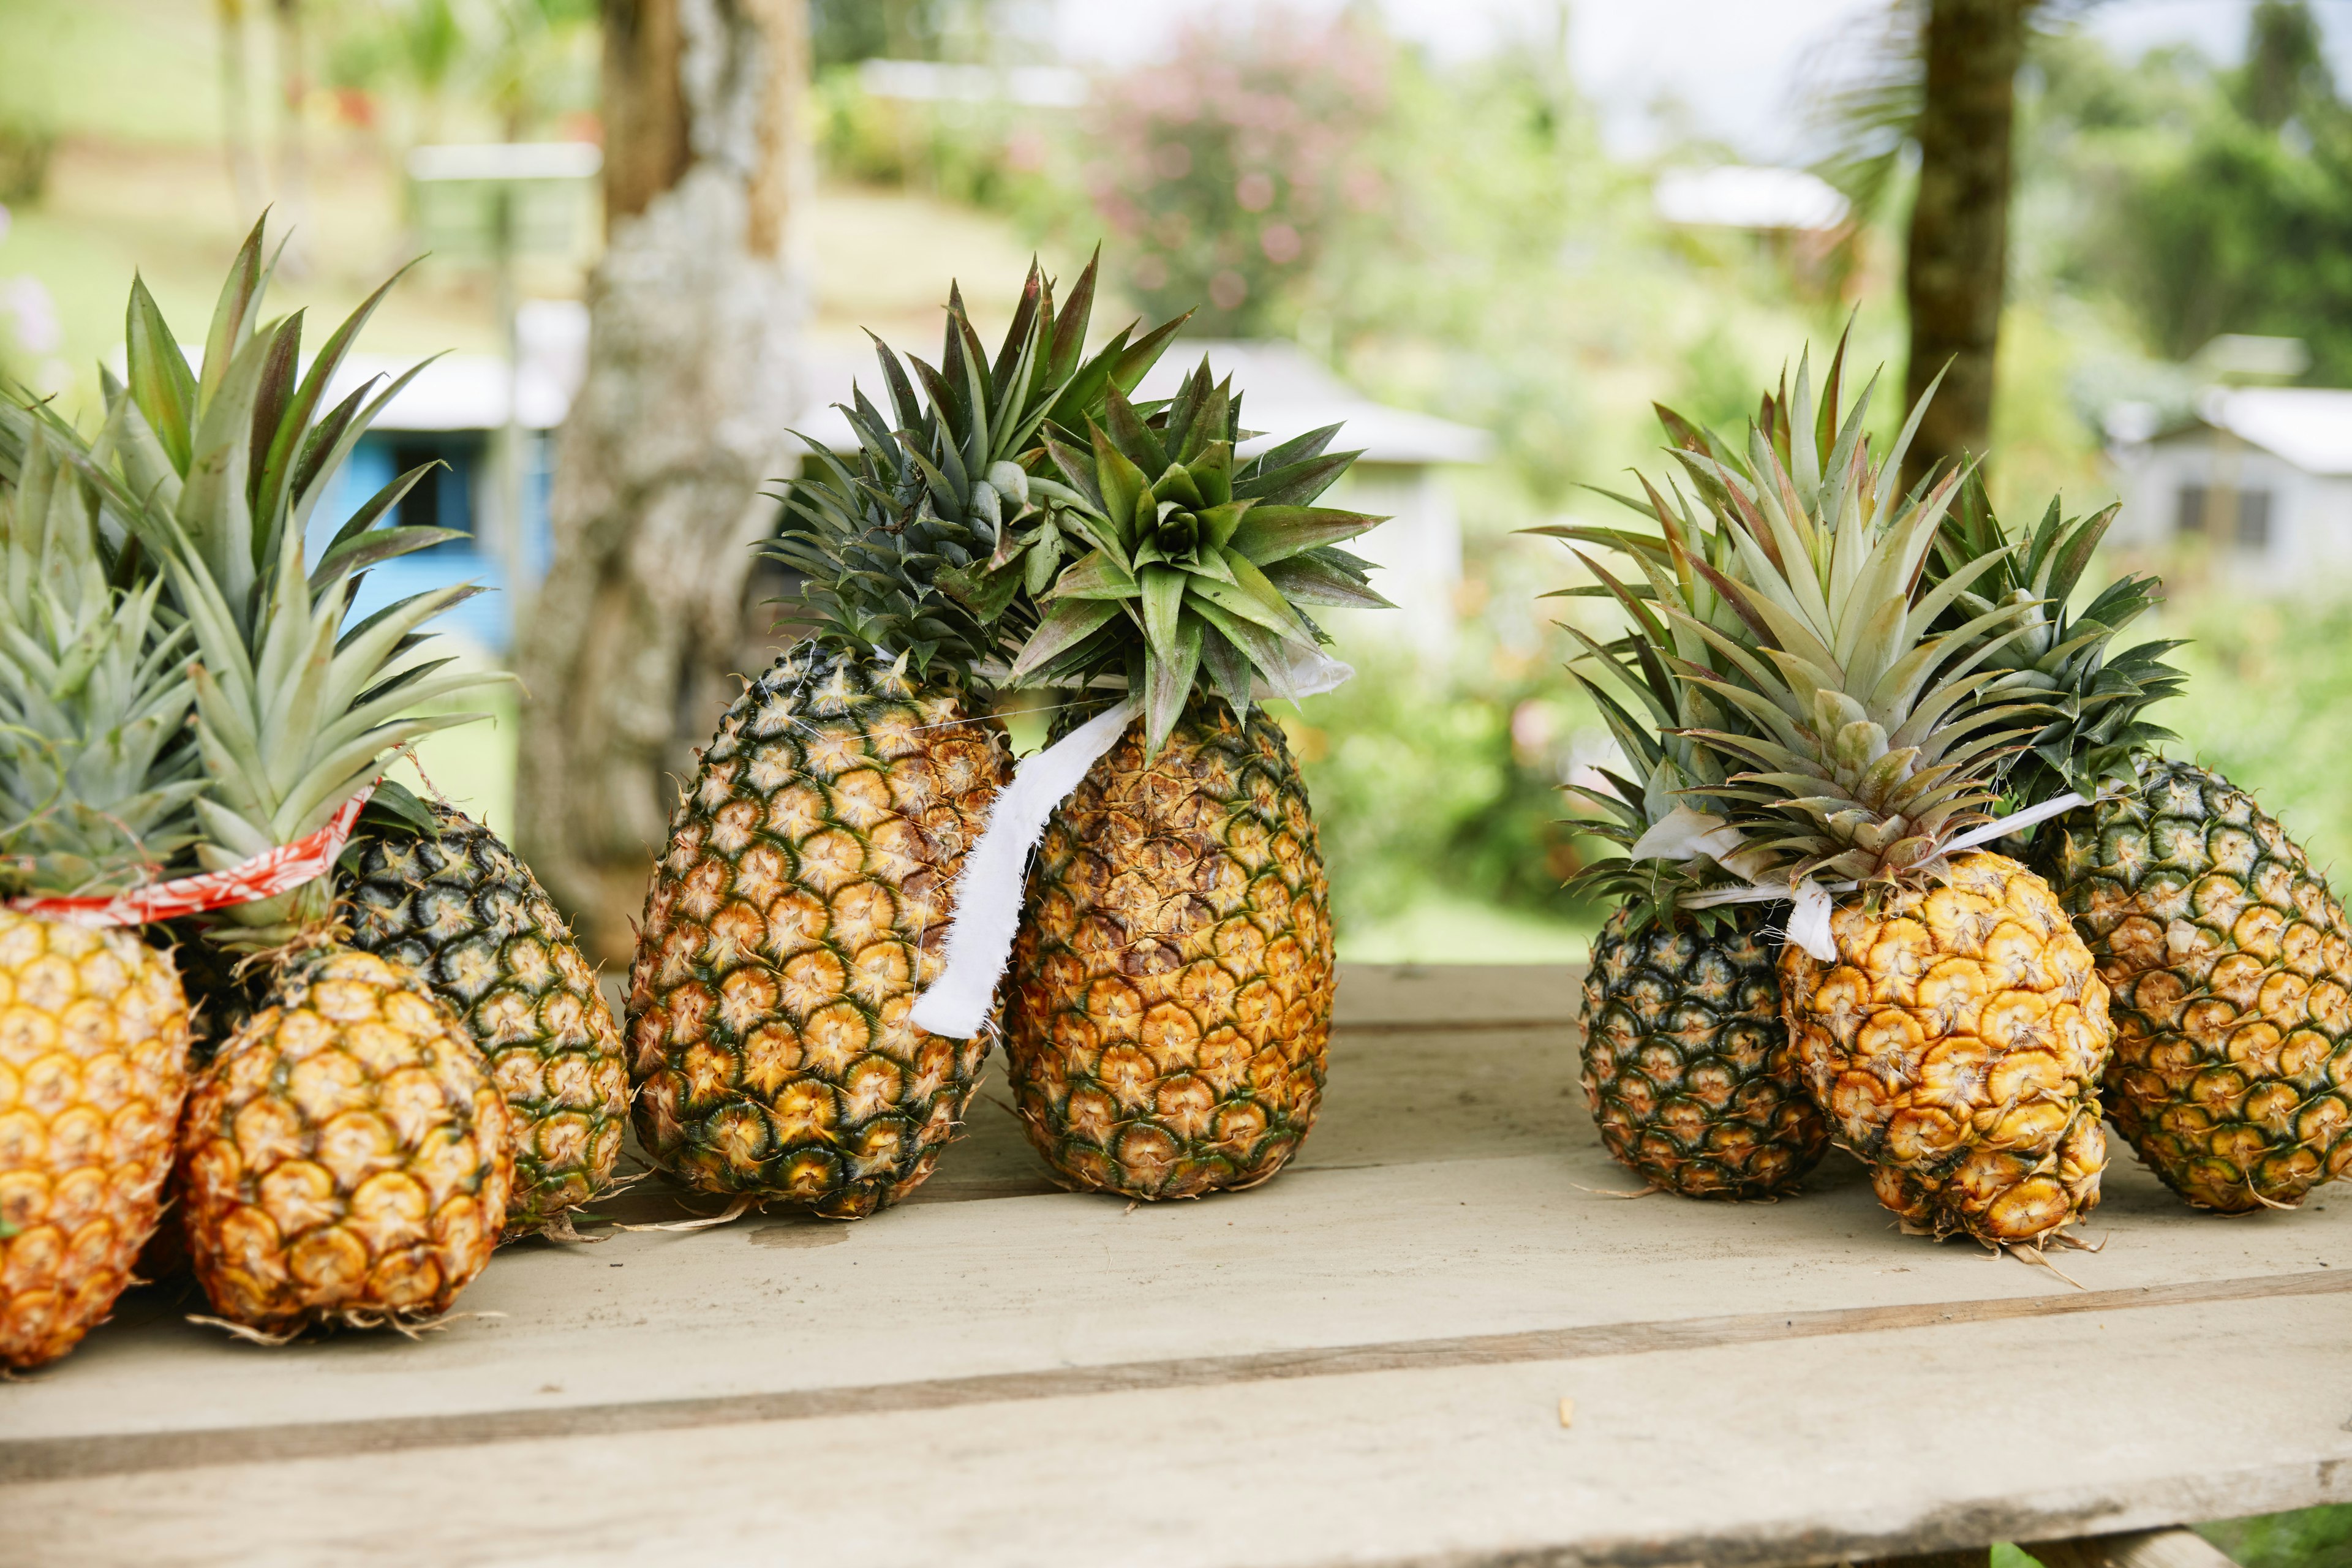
[1081,15,1390,334]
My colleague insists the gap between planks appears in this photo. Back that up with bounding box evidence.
[4,1268,2343,1487]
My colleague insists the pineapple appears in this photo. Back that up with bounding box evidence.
[342,790,627,1236]
[1659,352,2113,1246]
[176,946,509,1331]
[1578,908,1817,1199]
[1000,361,1387,1199]
[0,423,203,1368]
[2054,760,2352,1210]
[1537,494,1828,1199]
[70,224,516,1331]
[630,258,1182,1217]
[630,647,1007,1215]
[1922,486,2351,1212]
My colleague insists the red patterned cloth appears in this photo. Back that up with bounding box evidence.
[11,785,376,929]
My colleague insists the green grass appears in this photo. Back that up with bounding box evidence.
[391,676,518,838]
[2201,1506,2352,1568]
[1336,891,1592,966]
[2,0,220,148]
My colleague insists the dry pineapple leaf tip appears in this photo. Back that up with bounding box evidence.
[2008,1243,2086,1292]
[614,1193,758,1233]
[185,1314,306,1348]
[529,1211,614,1245]
[375,1309,503,1340]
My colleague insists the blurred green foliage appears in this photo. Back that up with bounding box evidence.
[812,69,1052,212]
[1283,632,1608,938]
[2202,1504,2352,1568]
[316,0,598,141]
[2002,1504,2352,1568]
[2018,2,2352,383]
[2144,590,2352,872]
[0,121,52,208]
[811,0,987,71]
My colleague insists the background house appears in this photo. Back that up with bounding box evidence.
[2108,386,2352,591]
[314,300,587,654]
[328,318,1488,662]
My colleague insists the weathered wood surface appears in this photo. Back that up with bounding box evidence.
[4,963,2348,1568]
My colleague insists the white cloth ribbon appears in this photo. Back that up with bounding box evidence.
[1629,805,1777,882]
[1671,791,2090,963]
[910,654,1359,1039]
[909,695,1143,1039]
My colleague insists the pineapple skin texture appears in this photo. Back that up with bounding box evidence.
[0,914,190,1368]
[1581,905,1828,1197]
[178,948,512,1332]
[1006,698,1332,1199]
[1778,852,2111,1245]
[345,804,628,1234]
[2050,758,2352,1212]
[630,645,1010,1217]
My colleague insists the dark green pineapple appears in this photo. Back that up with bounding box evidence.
[344,790,628,1236]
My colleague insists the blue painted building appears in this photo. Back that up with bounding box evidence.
[316,301,584,655]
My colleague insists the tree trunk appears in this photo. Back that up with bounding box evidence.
[217,0,266,220]
[273,0,311,278]
[515,0,810,963]
[1900,0,2029,491]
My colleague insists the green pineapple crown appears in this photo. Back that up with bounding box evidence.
[1625,340,2050,892]
[0,424,203,897]
[1003,358,1390,753]
[768,250,1187,680]
[1531,434,1790,933]
[30,218,504,944]
[1924,470,2186,810]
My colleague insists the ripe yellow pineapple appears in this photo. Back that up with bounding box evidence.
[83,224,516,1331]
[0,918,191,1365]
[1009,696,1332,1196]
[1779,853,2111,1240]
[0,424,202,1367]
[998,361,1387,1198]
[631,258,1180,1218]
[178,948,509,1330]
[1659,352,2113,1245]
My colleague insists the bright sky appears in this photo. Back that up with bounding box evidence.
[1049,0,2352,160]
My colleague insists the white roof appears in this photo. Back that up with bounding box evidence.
[2188,387,2352,476]
[324,301,588,432]
[1653,165,1850,232]
[793,337,1492,467]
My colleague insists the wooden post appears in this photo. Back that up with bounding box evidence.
[1899,0,2029,491]
[514,0,810,961]
[216,0,266,220]
[272,0,311,276]
[2028,1528,2239,1568]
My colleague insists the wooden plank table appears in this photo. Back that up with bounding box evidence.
[2,963,2347,1568]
